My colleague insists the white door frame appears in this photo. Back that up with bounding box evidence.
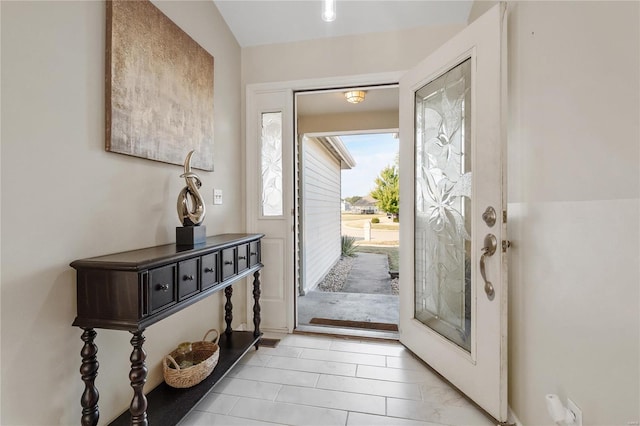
[245,71,402,333]
[245,88,295,333]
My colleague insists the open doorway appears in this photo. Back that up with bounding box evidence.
[294,86,400,338]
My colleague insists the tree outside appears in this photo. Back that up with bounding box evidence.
[370,164,399,220]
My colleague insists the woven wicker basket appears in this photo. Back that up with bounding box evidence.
[163,329,220,388]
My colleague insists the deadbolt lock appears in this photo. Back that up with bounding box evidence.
[482,206,497,227]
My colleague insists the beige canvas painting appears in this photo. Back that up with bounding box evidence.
[106,0,214,171]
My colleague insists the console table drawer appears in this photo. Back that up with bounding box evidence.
[249,241,260,267]
[178,258,199,300]
[237,244,249,272]
[200,252,219,290]
[149,264,176,313]
[222,247,236,280]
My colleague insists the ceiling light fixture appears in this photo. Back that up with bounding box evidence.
[322,0,336,22]
[344,90,366,104]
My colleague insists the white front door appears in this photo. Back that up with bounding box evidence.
[399,4,508,421]
[245,88,295,333]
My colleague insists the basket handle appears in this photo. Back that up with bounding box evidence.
[164,354,180,371]
[202,328,219,343]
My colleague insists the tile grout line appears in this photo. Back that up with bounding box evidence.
[225,394,242,416]
[314,375,423,401]
[295,349,387,367]
[255,365,357,377]
[273,383,284,402]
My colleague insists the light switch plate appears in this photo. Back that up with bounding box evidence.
[213,189,223,205]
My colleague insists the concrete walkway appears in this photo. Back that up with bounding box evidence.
[297,252,399,327]
[342,253,392,294]
[297,291,399,324]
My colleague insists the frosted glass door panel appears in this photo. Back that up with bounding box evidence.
[261,112,283,216]
[414,59,472,352]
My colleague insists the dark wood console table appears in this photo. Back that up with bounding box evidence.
[71,233,265,426]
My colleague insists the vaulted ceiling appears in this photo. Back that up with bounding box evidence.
[214,1,473,119]
[213,1,473,47]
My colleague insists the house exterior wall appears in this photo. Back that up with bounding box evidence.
[302,137,342,292]
[505,2,639,424]
[0,1,242,424]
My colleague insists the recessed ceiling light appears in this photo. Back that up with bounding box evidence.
[322,0,336,22]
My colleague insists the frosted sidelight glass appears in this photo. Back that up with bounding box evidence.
[414,59,472,352]
[261,112,283,216]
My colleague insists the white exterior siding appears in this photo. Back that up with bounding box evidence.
[302,137,342,292]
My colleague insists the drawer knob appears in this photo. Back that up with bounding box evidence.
[204,267,214,273]
[157,283,169,291]
[250,252,257,256]
[183,275,194,281]
[224,260,233,265]
[238,256,246,260]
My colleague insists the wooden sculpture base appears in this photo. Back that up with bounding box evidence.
[176,225,206,246]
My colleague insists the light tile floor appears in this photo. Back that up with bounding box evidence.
[182,333,496,426]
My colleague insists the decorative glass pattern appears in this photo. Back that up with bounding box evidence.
[414,59,472,352]
[261,112,283,216]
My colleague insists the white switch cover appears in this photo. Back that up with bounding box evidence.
[213,189,223,205]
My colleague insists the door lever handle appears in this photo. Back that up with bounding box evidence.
[480,234,497,300]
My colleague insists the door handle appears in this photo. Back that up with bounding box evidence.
[480,234,497,300]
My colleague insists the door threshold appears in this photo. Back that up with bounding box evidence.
[295,324,399,341]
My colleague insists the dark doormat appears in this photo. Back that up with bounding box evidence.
[258,338,280,348]
[310,318,399,332]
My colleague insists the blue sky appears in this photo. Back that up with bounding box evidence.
[340,133,398,198]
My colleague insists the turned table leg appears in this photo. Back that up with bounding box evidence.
[129,330,148,426]
[253,271,262,349]
[224,286,233,336]
[80,328,99,426]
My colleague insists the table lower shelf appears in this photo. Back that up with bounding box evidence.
[109,331,260,426]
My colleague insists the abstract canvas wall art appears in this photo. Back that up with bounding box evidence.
[106,0,214,171]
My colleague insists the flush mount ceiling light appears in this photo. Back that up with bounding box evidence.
[344,90,366,104]
[322,0,336,22]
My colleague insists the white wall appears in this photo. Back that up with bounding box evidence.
[302,137,342,292]
[242,24,465,85]
[0,1,242,424]
[506,2,639,424]
[468,1,496,25]
[298,110,399,135]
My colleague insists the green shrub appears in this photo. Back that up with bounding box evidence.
[393,217,399,223]
[341,235,357,257]
[371,217,380,224]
